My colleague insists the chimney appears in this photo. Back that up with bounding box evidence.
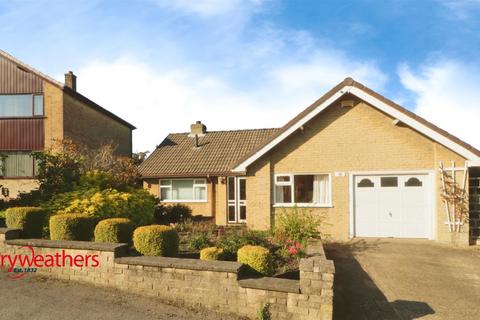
[189,121,207,137]
[65,71,77,91]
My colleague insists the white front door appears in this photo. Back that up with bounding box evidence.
[227,177,247,223]
[354,174,431,238]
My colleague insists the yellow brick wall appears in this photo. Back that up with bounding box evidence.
[246,100,468,243]
[62,93,132,156]
[215,178,228,225]
[43,82,64,149]
[143,178,214,217]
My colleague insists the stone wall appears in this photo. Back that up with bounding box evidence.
[0,230,333,320]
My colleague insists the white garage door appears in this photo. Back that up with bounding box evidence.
[354,174,431,238]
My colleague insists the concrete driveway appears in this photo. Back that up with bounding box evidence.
[325,239,480,320]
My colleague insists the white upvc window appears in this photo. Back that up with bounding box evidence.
[159,179,207,202]
[274,173,332,207]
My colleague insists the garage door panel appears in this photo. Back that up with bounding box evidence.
[354,174,430,239]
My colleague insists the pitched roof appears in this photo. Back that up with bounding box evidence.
[231,77,480,172]
[0,49,135,130]
[139,128,279,177]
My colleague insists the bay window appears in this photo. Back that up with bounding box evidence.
[0,94,44,117]
[275,174,331,206]
[0,152,36,178]
[160,179,207,202]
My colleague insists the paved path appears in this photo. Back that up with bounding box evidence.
[326,239,480,320]
[0,269,241,320]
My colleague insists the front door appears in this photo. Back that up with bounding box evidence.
[227,177,247,223]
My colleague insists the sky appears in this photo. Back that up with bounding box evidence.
[1,0,480,153]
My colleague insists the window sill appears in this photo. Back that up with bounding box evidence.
[273,203,333,208]
[160,200,208,203]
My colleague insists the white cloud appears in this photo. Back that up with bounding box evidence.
[73,51,387,153]
[398,60,480,149]
[437,0,480,20]
[151,0,264,17]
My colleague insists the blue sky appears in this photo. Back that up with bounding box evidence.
[1,0,480,152]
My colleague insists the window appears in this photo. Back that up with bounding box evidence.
[0,94,44,117]
[405,177,422,187]
[381,177,398,187]
[275,174,331,206]
[0,152,36,178]
[357,178,374,188]
[159,179,207,202]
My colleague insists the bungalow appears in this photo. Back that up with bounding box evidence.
[139,78,480,245]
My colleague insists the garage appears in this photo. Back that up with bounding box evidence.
[353,173,433,239]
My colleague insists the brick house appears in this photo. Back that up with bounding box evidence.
[140,78,480,245]
[0,49,135,198]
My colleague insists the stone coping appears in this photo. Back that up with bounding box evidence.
[5,238,129,254]
[115,256,243,273]
[238,277,300,293]
[0,228,21,240]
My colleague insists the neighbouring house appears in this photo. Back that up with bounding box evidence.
[0,49,135,198]
[140,78,480,245]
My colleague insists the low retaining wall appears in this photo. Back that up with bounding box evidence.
[0,229,334,320]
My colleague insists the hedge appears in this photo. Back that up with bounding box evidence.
[237,245,272,276]
[133,225,179,257]
[200,247,224,261]
[94,218,134,243]
[5,207,47,238]
[49,214,96,241]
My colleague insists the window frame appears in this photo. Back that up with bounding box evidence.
[0,151,37,179]
[273,173,332,208]
[159,178,208,203]
[0,93,44,119]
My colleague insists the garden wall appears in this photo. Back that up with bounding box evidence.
[0,229,334,320]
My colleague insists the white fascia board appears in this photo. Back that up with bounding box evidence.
[349,87,480,161]
[467,160,480,167]
[231,86,351,172]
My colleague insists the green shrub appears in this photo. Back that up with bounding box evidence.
[5,207,47,238]
[94,218,134,243]
[0,210,6,227]
[174,218,216,233]
[187,232,213,251]
[217,229,272,260]
[133,225,179,257]
[49,214,96,241]
[52,188,155,226]
[275,207,323,245]
[237,245,272,276]
[200,247,224,261]
[154,203,192,224]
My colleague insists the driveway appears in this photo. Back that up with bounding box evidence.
[0,269,241,320]
[325,239,480,320]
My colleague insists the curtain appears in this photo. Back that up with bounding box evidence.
[4,153,34,177]
[313,175,329,205]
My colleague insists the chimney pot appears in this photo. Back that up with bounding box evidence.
[189,121,207,137]
[65,71,77,91]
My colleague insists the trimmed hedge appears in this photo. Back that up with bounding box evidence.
[133,225,179,257]
[237,245,272,276]
[49,214,96,241]
[5,207,47,238]
[94,218,134,243]
[200,247,224,261]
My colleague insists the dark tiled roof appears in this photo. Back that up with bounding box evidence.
[139,128,279,177]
